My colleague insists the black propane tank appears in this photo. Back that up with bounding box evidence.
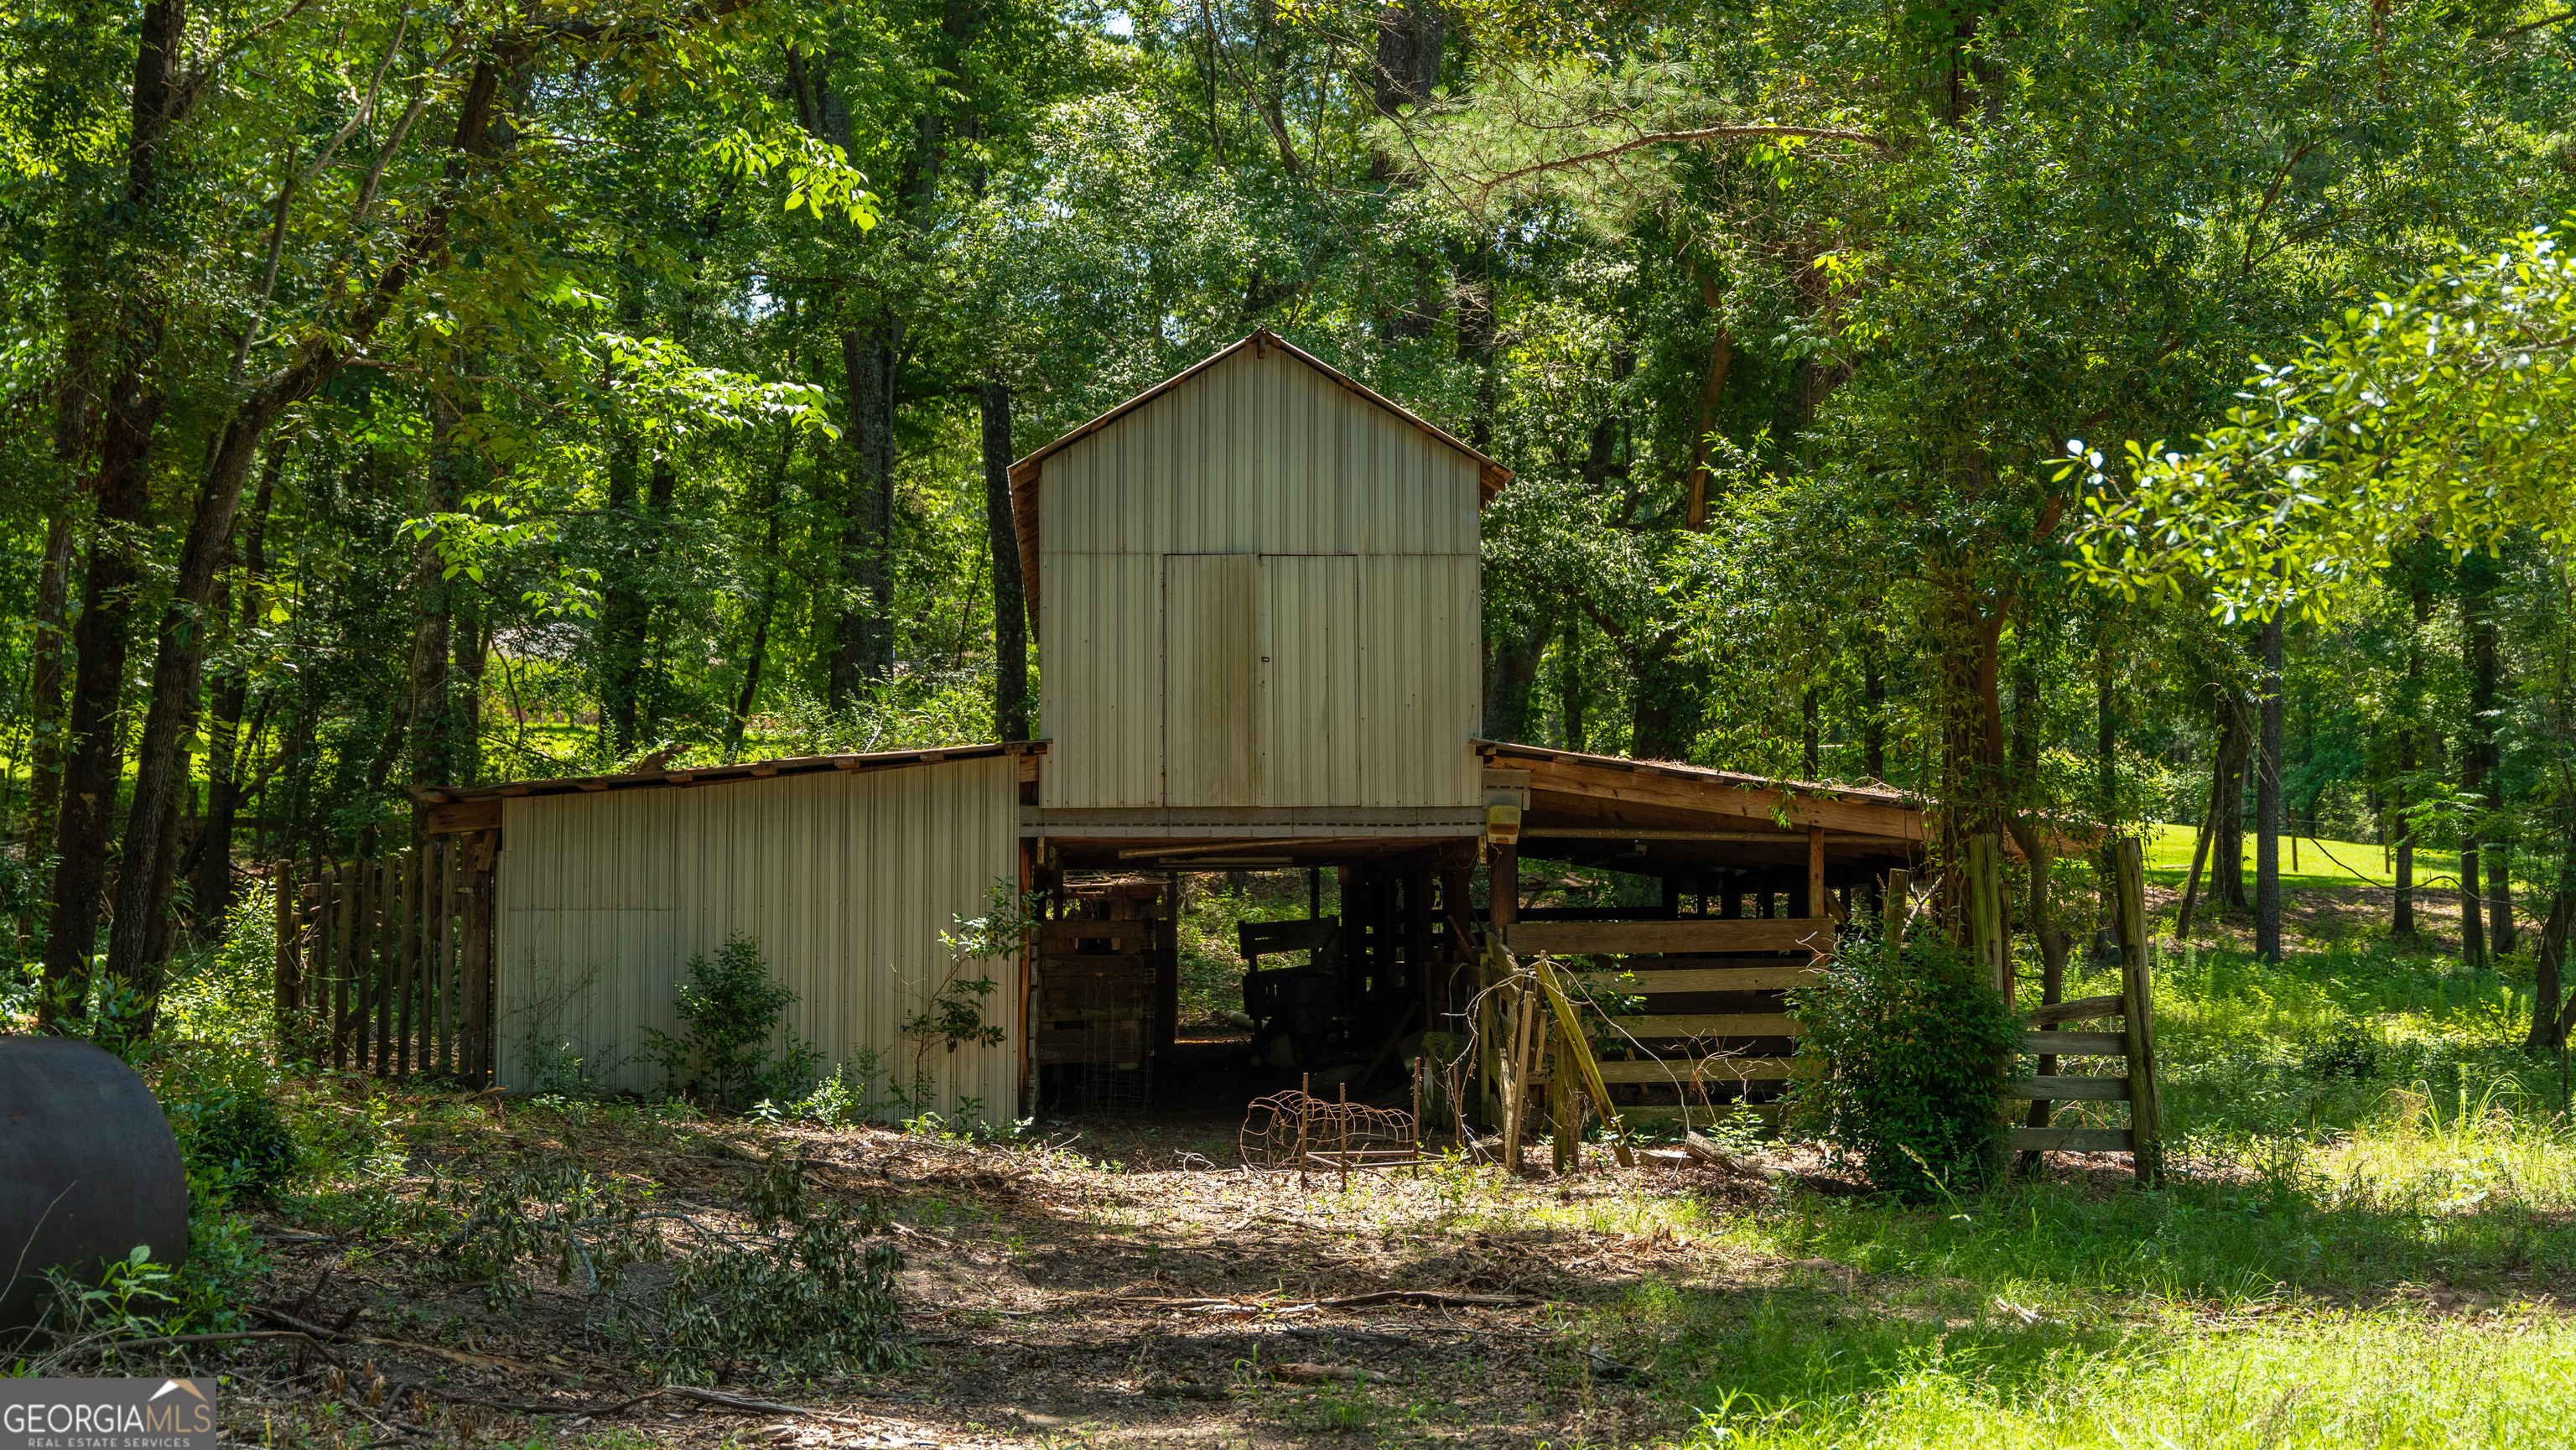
[0,1035,190,1333]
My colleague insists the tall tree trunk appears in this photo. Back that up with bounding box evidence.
[981,381,1030,741]
[2461,550,2497,964]
[2532,826,2573,1050]
[828,320,899,707]
[1628,631,1701,762]
[2470,575,2512,955]
[187,439,282,926]
[1935,585,2011,989]
[406,392,464,834]
[2256,614,2284,959]
[40,0,190,1026]
[1560,619,1586,754]
[727,424,793,758]
[23,337,93,902]
[1483,626,1548,745]
[2395,559,2432,937]
[1862,632,1887,782]
[451,577,488,787]
[96,58,503,1025]
[1368,0,1443,337]
[22,507,77,899]
[2213,686,2251,910]
[598,351,647,755]
[1683,277,1732,533]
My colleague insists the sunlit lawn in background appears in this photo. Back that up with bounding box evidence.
[2142,820,2402,889]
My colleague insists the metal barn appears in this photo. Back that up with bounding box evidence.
[368,329,2137,1149]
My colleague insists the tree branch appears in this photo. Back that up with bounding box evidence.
[1472,124,1888,196]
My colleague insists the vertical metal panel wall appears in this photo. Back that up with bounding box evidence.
[1039,348,1482,810]
[493,758,1021,1120]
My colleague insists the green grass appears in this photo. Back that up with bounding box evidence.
[1554,922,2576,1449]
[2143,820,2406,889]
[1645,1301,2576,1447]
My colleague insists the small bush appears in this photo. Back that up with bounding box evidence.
[1787,933,2021,1201]
[161,1053,304,1199]
[2302,1023,2382,1079]
[641,933,820,1111]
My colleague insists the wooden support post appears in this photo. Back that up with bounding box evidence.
[395,849,418,1078]
[1528,954,1633,1167]
[1883,867,1910,946]
[2114,837,2163,1184]
[1500,979,1536,1172]
[1475,966,1500,1131]
[273,860,296,1045]
[438,838,459,1076]
[381,855,401,1073]
[1550,1026,1578,1174]
[332,858,354,1071]
[1490,845,1518,938]
[1807,827,1826,916]
[463,831,494,1085]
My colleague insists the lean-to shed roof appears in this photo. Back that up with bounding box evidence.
[412,740,1044,834]
[1005,330,1513,616]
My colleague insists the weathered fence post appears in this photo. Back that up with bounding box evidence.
[272,860,297,1044]
[2114,836,2163,1184]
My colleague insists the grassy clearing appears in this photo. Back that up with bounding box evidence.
[70,878,2576,1448]
[2143,820,2407,889]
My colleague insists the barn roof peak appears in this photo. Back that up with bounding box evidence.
[1005,330,1511,619]
[1006,329,1511,495]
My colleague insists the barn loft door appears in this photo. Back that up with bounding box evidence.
[1165,554,1259,806]
[1164,553,1361,809]
[1257,555,1360,807]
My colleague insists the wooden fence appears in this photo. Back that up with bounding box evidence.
[2005,835,2163,1180]
[273,830,498,1082]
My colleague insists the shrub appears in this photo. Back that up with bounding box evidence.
[641,933,820,1111]
[1786,933,2021,1201]
[160,1052,304,1199]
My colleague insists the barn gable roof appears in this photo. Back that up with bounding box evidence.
[1005,330,1512,617]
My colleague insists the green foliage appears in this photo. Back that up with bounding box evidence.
[429,1158,668,1312]
[39,1247,187,1343]
[162,1062,304,1200]
[2073,226,2576,619]
[780,1049,899,1127]
[159,891,280,1049]
[641,934,820,1111]
[1786,934,2021,1201]
[656,1198,907,1383]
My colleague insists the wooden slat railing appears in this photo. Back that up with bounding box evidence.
[274,830,496,1083]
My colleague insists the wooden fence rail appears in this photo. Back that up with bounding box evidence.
[2005,834,2162,1182]
[272,829,498,1083]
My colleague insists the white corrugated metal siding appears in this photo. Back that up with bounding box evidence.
[493,759,1022,1121]
[1039,348,1481,810]
[1166,553,1259,806]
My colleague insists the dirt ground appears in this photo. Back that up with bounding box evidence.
[205,1053,2088,1450]
[199,884,2496,1450]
